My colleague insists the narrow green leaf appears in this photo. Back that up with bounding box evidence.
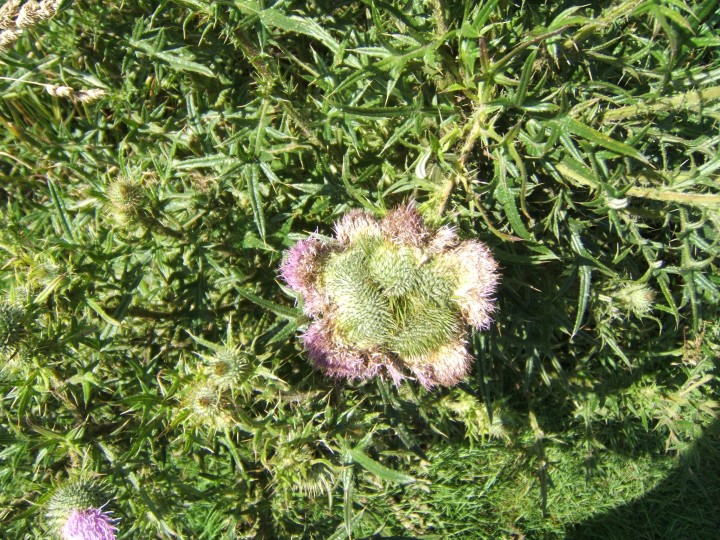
[551,116,650,164]
[131,40,215,77]
[259,9,341,54]
[265,319,301,345]
[173,155,239,171]
[347,447,416,484]
[657,5,693,32]
[234,287,302,320]
[656,272,680,324]
[47,179,74,241]
[472,0,500,30]
[572,263,592,338]
[245,165,266,241]
[86,298,123,327]
[554,158,600,191]
[494,157,533,241]
[515,48,538,106]
[342,457,354,539]
[569,222,593,337]
[328,510,364,540]
[35,275,66,304]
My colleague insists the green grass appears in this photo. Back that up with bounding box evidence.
[1,0,719,538]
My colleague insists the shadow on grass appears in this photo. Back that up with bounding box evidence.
[566,419,720,540]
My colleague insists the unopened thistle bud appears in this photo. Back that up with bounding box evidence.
[105,176,148,225]
[204,346,251,388]
[613,281,655,317]
[280,203,499,388]
[45,479,117,540]
[271,441,335,498]
[177,381,234,432]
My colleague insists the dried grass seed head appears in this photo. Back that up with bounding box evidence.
[0,0,21,30]
[15,0,43,28]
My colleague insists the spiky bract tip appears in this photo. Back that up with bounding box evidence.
[281,203,499,388]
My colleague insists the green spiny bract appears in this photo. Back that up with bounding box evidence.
[0,303,26,354]
[281,203,499,388]
[188,322,257,394]
[269,439,336,500]
[324,249,393,348]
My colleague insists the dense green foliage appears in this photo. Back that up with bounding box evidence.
[1,0,719,538]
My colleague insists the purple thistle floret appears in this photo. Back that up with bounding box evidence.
[61,508,117,540]
[302,321,367,379]
[279,238,328,315]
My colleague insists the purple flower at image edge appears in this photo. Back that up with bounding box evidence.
[61,508,117,540]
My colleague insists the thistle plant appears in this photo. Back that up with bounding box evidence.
[269,439,336,499]
[45,479,117,540]
[281,203,499,388]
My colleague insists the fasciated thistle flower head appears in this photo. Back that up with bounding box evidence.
[280,203,499,388]
[45,479,117,540]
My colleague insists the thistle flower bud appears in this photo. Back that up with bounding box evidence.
[45,479,117,540]
[333,209,381,246]
[105,176,148,226]
[204,345,251,388]
[279,237,330,315]
[271,441,335,498]
[612,281,655,317]
[281,203,499,388]
[178,381,234,432]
